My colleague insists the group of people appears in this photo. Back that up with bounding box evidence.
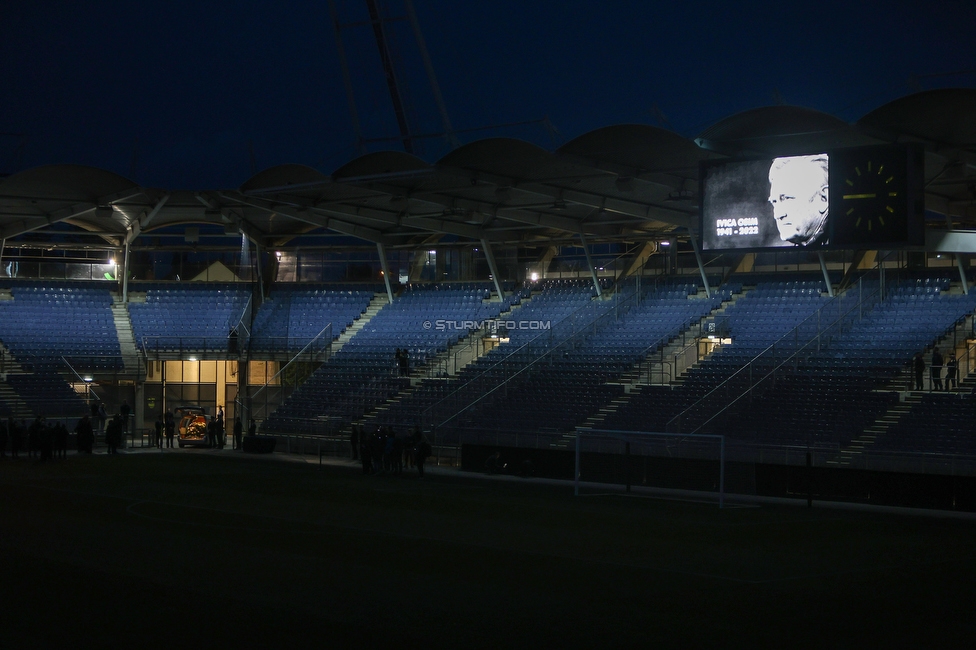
[88,400,108,433]
[152,406,250,450]
[86,399,132,453]
[153,411,178,448]
[0,403,141,458]
[351,424,431,477]
[913,347,959,391]
[0,416,70,460]
[1,401,254,458]
[207,406,226,448]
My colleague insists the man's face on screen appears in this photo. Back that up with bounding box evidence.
[768,157,828,245]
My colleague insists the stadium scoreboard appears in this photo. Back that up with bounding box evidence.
[700,143,925,252]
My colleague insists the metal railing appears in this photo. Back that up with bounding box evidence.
[418,285,644,432]
[665,275,886,435]
[140,336,243,359]
[245,322,333,422]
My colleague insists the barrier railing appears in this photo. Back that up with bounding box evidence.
[245,323,333,423]
[418,283,644,432]
[665,275,885,435]
[140,336,242,359]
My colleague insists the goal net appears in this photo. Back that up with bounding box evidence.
[573,428,726,508]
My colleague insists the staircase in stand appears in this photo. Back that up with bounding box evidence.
[829,391,921,467]
[0,343,33,419]
[587,289,741,431]
[360,292,530,425]
[423,293,529,378]
[112,296,143,375]
[0,376,34,420]
[332,293,389,354]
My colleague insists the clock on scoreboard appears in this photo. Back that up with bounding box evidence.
[829,143,925,248]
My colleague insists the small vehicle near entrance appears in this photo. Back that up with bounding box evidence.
[176,405,210,448]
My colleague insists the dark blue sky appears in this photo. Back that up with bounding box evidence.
[1,0,973,189]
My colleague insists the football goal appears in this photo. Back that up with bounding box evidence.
[574,428,726,508]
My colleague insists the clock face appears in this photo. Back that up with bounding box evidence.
[842,158,900,235]
[829,145,912,247]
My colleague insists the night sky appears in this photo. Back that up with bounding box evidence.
[1,0,973,189]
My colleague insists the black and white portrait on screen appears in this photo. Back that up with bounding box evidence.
[701,153,829,250]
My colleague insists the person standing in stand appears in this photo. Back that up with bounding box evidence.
[931,347,944,391]
[945,352,958,391]
[75,415,94,454]
[913,353,925,391]
[106,415,122,454]
[233,416,243,450]
[216,406,225,445]
[164,410,175,448]
[120,400,131,435]
[155,415,164,449]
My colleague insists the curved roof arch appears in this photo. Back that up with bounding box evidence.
[0,164,146,241]
[437,137,585,182]
[0,164,139,202]
[857,88,976,149]
[558,124,711,176]
[332,150,430,180]
[240,164,330,194]
[696,105,875,156]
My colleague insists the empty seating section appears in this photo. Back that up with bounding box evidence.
[721,379,899,449]
[723,277,976,452]
[581,284,724,372]
[675,280,834,405]
[372,280,604,434]
[812,277,976,377]
[0,284,120,368]
[6,373,87,418]
[880,394,976,457]
[606,280,837,438]
[337,283,505,365]
[374,280,723,437]
[261,283,513,434]
[0,283,114,418]
[129,283,250,351]
[606,276,976,458]
[250,285,374,351]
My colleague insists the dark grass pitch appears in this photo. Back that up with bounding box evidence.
[2,452,975,648]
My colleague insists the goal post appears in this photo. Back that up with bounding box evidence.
[574,428,726,508]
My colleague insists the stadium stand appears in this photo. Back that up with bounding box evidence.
[372,279,726,440]
[0,282,119,419]
[249,284,376,352]
[260,283,518,435]
[129,283,250,353]
[2,270,976,478]
[0,283,121,369]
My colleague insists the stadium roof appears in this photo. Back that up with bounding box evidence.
[1,89,974,252]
